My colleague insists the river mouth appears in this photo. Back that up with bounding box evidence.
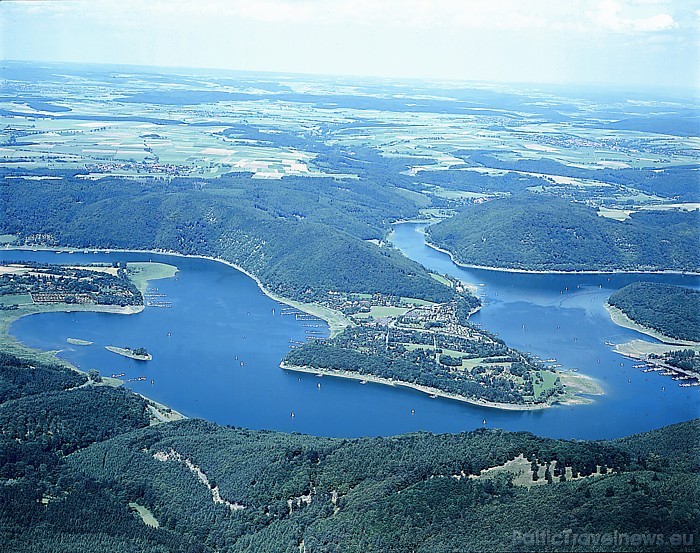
[3,241,699,440]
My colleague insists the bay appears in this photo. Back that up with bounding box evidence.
[3,236,698,439]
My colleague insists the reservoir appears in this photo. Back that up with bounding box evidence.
[3,233,699,439]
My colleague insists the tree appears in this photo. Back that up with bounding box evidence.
[87,369,102,383]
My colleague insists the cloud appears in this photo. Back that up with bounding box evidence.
[4,0,688,35]
[590,0,678,32]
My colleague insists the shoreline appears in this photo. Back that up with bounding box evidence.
[0,257,186,421]
[604,303,700,347]
[4,245,351,338]
[420,237,700,276]
[105,345,153,361]
[614,339,700,362]
[280,362,592,411]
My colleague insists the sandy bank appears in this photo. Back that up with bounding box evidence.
[281,362,570,411]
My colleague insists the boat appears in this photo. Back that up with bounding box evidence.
[317,383,321,389]
[290,411,295,418]
[411,409,415,414]
[429,394,437,399]
[360,380,367,385]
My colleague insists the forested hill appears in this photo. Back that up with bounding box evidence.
[426,195,700,273]
[608,282,700,342]
[0,171,453,303]
[1,350,698,552]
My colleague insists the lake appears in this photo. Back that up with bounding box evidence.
[3,234,699,439]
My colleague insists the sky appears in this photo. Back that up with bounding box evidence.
[1,0,699,89]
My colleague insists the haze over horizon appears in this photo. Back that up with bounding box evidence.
[2,0,699,92]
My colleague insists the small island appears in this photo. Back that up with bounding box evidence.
[67,337,94,346]
[105,346,152,361]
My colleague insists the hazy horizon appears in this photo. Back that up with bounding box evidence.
[2,0,699,91]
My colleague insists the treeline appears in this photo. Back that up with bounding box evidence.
[653,349,700,372]
[0,350,698,552]
[0,170,453,303]
[427,195,700,272]
[608,282,700,342]
[284,330,559,405]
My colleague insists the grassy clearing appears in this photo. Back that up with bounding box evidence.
[0,294,33,306]
[128,502,159,528]
[402,297,437,307]
[353,306,412,319]
[471,454,543,487]
[428,273,452,287]
[532,371,559,398]
[0,234,18,244]
[558,372,605,397]
[597,207,633,221]
[471,454,610,488]
[401,342,433,352]
[614,339,700,360]
[275,296,351,338]
[126,262,178,294]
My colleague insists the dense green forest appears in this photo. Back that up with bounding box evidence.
[283,326,562,405]
[1,350,698,552]
[0,169,453,303]
[608,283,700,342]
[427,195,700,272]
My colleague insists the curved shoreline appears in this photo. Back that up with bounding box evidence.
[604,303,700,347]
[5,245,351,338]
[421,236,700,276]
[280,362,595,411]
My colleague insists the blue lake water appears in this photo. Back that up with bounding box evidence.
[3,231,699,439]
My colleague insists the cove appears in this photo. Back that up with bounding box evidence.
[3,241,699,440]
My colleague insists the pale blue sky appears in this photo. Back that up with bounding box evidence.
[2,0,698,89]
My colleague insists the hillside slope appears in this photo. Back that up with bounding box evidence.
[427,196,699,272]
